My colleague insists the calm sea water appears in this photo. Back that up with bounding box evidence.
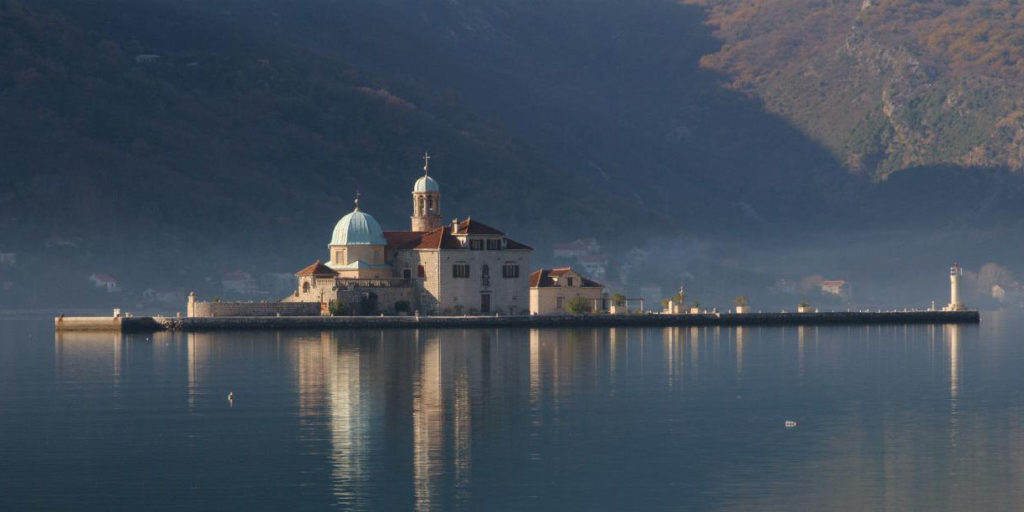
[2,313,1023,511]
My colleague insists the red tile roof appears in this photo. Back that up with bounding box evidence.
[385,223,532,251]
[383,231,425,251]
[529,267,603,288]
[295,260,337,277]
[456,218,504,235]
[415,226,463,249]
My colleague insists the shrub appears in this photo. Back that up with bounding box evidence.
[328,299,347,316]
[566,296,590,315]
[358,292,378,315]
[394,300,411,313]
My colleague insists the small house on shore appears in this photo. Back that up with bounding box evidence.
[529,267,604,315]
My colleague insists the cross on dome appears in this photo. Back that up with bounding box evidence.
[354,190,361,211]
[423,152,431,175]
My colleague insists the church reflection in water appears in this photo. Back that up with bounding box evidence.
[52,321,1024,511]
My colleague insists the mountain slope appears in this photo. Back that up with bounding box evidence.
[685,0,1024,178]
[0,0,660,264]
[99,0,859,229]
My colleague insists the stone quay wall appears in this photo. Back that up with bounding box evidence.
[162,310,980,332]
[56,310,980,332]
[189,301,320,318]
[54,316,166,332]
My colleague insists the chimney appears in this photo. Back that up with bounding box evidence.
[451,218,458,233]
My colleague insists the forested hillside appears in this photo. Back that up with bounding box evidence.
[685,0,1024,178]
[6,0,1024,308]
[0,0,657,265]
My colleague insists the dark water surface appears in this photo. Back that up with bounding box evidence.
[2,314,1023,511]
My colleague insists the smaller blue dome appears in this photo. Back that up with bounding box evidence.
[330,207,386,246]
[414,175,440,193]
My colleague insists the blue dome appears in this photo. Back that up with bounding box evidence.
[330,208,386,246]
[414,175,440,193]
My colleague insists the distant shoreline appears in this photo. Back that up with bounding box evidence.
[54,310,981,333]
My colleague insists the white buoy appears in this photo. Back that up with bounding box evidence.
[784,420,798,428]
[227,391,234,406]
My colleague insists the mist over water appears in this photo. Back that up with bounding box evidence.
[4,313,1024,511]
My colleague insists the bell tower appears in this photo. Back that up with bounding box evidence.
[411,152,442,232]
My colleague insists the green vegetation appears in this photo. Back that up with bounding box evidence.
[358,292,378,316]
[565,296,591,315]
[0,0,659,279]
[328,299,347,316]
[611,294,627,307]
[733,296,749,307]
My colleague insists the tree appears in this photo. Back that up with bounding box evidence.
[358,292,378,315]
[566,296,590,315]
[733,296,749,307]
[328,299,347,316]
[611,293,627,307]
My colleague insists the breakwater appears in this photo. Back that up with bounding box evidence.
[54,310,980,333]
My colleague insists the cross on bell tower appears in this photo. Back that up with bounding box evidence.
[411,152,442,231]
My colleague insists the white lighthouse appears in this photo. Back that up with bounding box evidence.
[944,263,965,311]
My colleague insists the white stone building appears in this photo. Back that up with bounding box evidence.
[286,155,533,315]
[529,267,605,315]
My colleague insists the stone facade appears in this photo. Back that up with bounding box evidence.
[286,156,533,315]
[529,267,605,315]
[431,247,528,315]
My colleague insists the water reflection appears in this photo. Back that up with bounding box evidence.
[413,333,443,511]
[54,331,125,387]
[40,320,1024,511]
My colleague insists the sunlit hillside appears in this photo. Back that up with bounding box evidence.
[686,0,1024,178]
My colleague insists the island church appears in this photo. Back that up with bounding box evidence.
[285,155,533,315]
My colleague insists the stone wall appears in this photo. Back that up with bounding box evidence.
[165,310,982,331]
[335,287,416,315]
[394,250,441,313]
[436,248,530,315]
[189,301,320,318]
[530,285,605,315]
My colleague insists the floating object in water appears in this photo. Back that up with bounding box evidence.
[784,420,798,428]
[227,391,234,405]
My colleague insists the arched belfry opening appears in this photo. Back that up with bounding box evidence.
[411,152,442,232]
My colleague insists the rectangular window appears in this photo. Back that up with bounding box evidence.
[470,239,484,251]
[502,263,519,278]
[567,277,574,287]
[486,239,501,250]
[453,263,470,278]
[556,296,564,309]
